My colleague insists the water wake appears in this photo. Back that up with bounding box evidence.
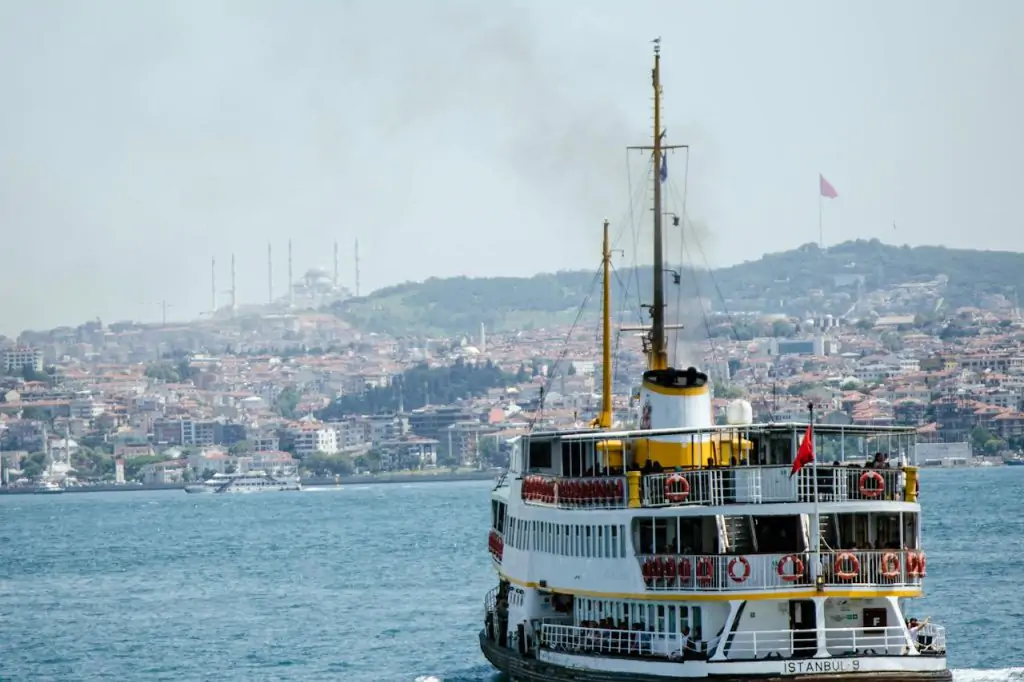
[953,670,1024,682]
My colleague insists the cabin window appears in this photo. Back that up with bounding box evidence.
[527,438,553,470]
[633,517,716,555]
[561,439,598,477]
[902,513,918,550]
[753,515,803,553]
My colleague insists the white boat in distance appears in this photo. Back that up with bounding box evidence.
[34,479,64,494]
[480,40,949,682]
[185,470,301,494]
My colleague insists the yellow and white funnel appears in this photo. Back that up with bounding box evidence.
[633,366,749,468]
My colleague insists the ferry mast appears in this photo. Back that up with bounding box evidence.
[629,38,688,370]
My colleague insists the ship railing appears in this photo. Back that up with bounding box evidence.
[819,549,925,588]
[915,623,947,654]
[637,550,924,591]
[637,553,813,591]
[642,470,725,506]
[539,623,655,657]
[483,586,498,615]
[721,626,910,660]
[642,465,907,507]
[521,474,627,509]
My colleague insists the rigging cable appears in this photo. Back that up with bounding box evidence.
[528,266,603,431]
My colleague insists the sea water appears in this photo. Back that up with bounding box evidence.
[0,470,1021,681]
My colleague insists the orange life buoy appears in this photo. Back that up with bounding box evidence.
[727,556,751,583]
[880,552,900,578]
[696,556,714,584]
[664,556,678,578]
[858,470,885,498]
[835,552,861,579]
[679,557,692,581]
[778,554,805,583]
[908,551,927,577]
[665,474,691,503]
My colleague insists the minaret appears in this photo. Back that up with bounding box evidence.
[354,239,361,297]
[267,242,273,304]
[287,239,294,309]
[211,257,217,314]
[480,322,486,353]
[333,241,339,289]
[230,253,237,315]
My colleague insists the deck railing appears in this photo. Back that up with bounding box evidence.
[642,470,725,506]
[521,474,627,509]
[522,465,907,509]
[540,623,655,656]
[636,550,925,591]
[637,553,812,591]
[540,623,945,661]
[722,626,912,659]
[819,549,926,587]
[483,586,498,615]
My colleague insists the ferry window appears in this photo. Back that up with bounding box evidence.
[678,518,701,553]
[620,525,627,557]
[875,513,901,550]
[604,525,612,557]
[561,439,597,477]
[585,526,593,557]
[753,515,802,553]
[527,439,553,470]
[610,525,618,558]
[574,525,581,556]
[598,526,606,558]
[902,512,918,550]
[563,524,570,554]
[692,606,703,639]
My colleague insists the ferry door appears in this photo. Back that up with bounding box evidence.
[788,600,817,658]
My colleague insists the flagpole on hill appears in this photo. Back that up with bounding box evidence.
[818,174,838,248]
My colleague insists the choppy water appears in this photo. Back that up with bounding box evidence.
[0,470,1022,681]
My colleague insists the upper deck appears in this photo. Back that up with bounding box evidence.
[512,423,920,511]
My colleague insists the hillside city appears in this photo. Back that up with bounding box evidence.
[1,264,1021,489]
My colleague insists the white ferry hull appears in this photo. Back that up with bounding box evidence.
[480,632,951,682]
[218,483,300,494]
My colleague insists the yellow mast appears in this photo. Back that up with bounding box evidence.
[596,219,613,429]
[649,39,668,371]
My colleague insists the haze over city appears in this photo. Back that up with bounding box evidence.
[1,0,1021,333]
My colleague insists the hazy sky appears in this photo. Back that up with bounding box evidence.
[1,0,1022,333]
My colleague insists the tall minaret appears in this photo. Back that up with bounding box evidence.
[354,239,361,297]
[287,239,294,309]
[333,241,339,289]
[211,257,217,313]
[230,253,237,315]
[480,322,486,353]
[267,242,273,304]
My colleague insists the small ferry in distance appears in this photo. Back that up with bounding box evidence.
[480,40,950,682]
[34,478,64,494]
[1003,454,1024,466]
[185,470,301,494]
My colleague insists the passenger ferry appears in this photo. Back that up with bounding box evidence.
[479,41,950,682]
[184,470,301,494]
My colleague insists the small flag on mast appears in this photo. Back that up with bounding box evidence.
[819,174,838,199]
[791,423,814,478]
[660,153,668,183]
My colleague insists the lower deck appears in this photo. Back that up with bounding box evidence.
[480,631,952,682]
[482,581,947,680]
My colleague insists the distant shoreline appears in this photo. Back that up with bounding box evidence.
[0,469,498,495]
